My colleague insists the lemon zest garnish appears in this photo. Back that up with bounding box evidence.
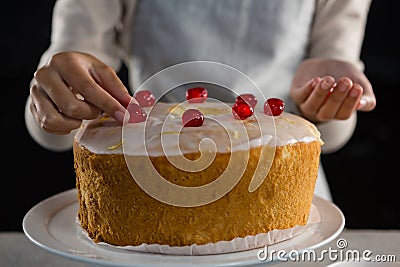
[108,128,117,135]
[168,105,178,112]
[232,130,240,140]
[197,107,230,115]
[244,121,259,128]
[280,116,296,124]
[100,114,111,121]
[169,105,186,116]
[244,119,257,124]
[162,131,180,135]
[107,140,123,150]
[93,122,103,128]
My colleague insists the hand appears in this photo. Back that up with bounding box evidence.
[29,51,133,134]
[290,58,376,123]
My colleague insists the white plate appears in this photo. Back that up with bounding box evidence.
[23,189,344,267]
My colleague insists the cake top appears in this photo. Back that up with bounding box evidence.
[74,101,323,156]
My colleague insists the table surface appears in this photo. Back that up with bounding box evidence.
[1,229,399,267]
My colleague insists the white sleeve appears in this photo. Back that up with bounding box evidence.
[317,112,357,154]
[310,0,372,70]
[38,0,124,70]
[25,0,123,151]
[309,0,371,154]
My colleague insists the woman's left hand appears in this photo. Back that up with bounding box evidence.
[289,58,376,123]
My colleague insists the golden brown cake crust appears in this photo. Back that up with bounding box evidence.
[74,140,321,247]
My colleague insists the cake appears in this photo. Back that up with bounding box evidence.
[73,94,323,249]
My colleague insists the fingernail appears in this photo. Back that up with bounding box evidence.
[321,77,334,90]
[114,110,130,124]
[337,82,350,92]
[350,88,360,98]
[358,98,367,109]
[311,77,321,88]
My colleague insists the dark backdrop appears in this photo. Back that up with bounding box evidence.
[1,1,399,231]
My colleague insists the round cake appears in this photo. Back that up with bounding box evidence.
[73,97,323,248]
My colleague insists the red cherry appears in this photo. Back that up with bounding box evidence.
[236,93,257,108]
[127,103,147,123]
[232,101,254,120]
[186,87,208,103]
[264,98,285,116]
[182,109,204,127]
[134,90,155,107]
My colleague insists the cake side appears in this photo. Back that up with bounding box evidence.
[74,139,321,247]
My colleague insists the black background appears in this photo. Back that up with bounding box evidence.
[1,1,399,231]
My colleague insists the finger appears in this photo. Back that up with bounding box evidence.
[357,95,376,111]
[291,77,321,104]
[351,74,376,112]
[29,99,71,135]
[90,62,133,108]
[55,58,130,123]
[318,77,353,121]
[336,83,363,120]
[300,76,335,116]
[34,67,101,120]
[31,101,74,135]
[30,84,82,133]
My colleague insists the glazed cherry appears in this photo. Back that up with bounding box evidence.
[186,87,208,103]
[264,98,285,116]
[232,101,254,120]
[134,90,155,107]
[182,109,204,127]
[236,93,257,108]
[127,103,147,123]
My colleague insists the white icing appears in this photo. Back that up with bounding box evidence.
[74,102,322,156]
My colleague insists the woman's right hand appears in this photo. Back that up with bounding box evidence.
[29,51,133,135]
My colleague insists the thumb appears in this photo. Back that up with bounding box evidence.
[356,81,376,112]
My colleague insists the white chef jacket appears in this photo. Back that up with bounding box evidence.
[25,0,372,202]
